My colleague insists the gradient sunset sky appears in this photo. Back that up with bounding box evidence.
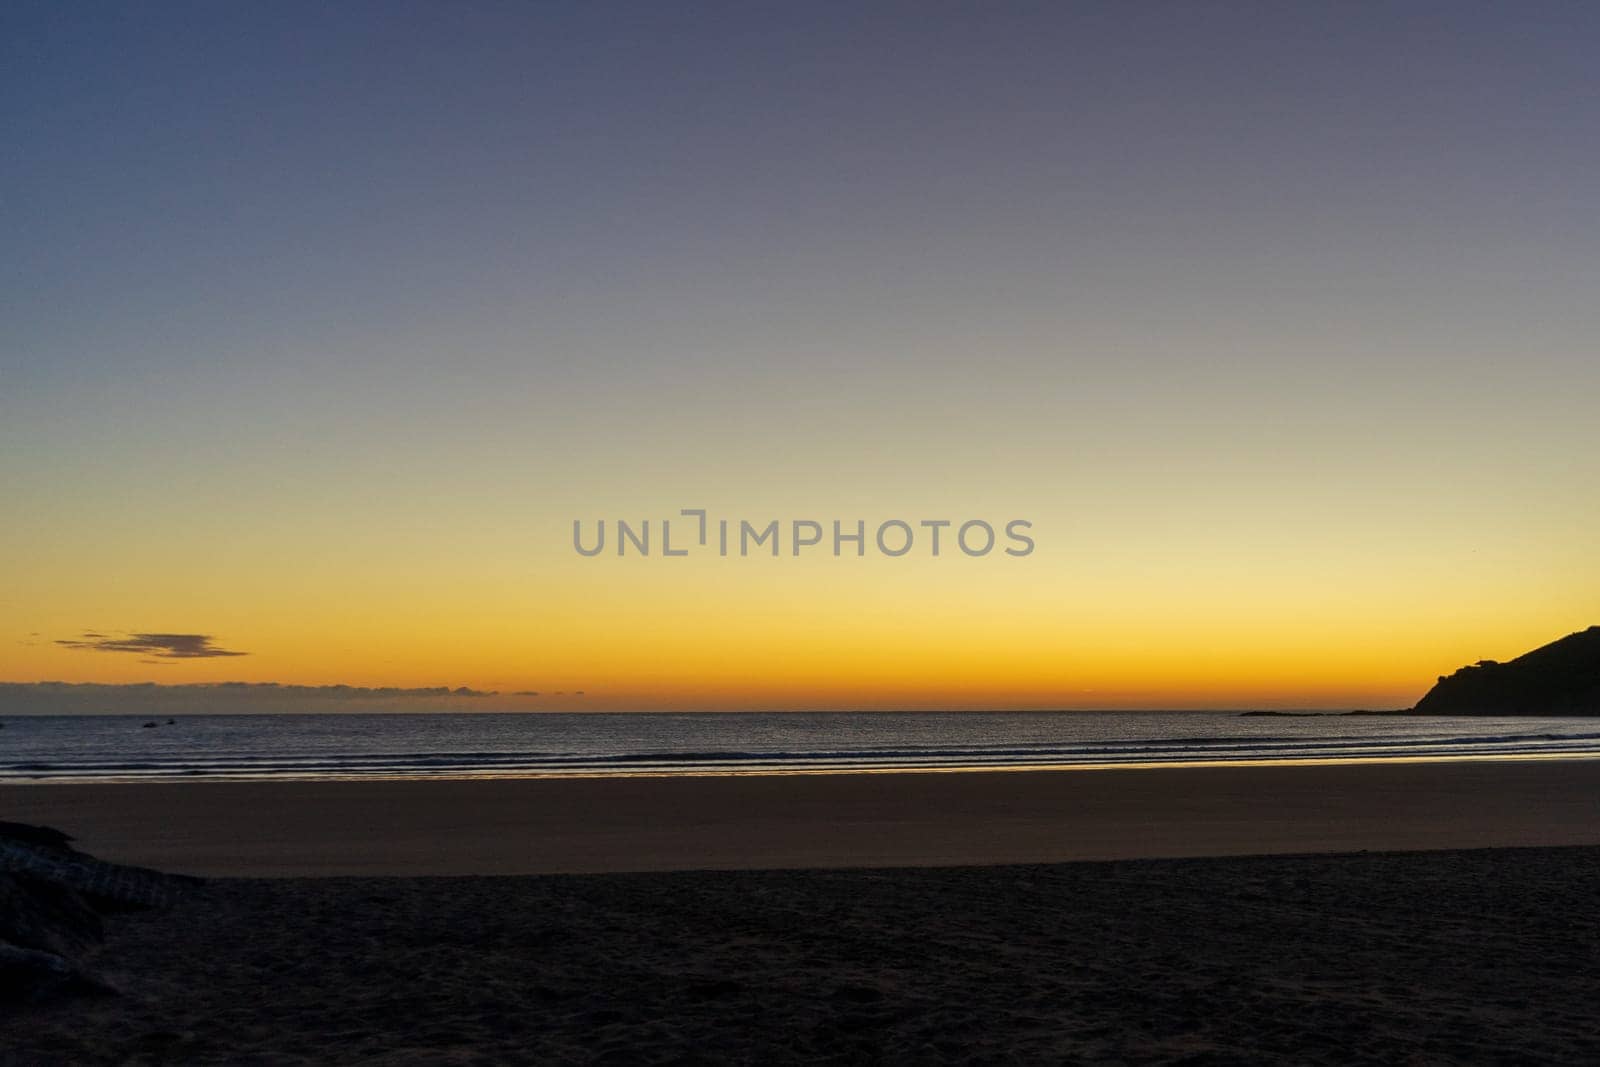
[4,4,1597,711]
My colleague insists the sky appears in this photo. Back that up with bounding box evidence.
[3,3,1597,711]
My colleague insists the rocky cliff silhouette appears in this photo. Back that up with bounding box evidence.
[1413,626,1600,715]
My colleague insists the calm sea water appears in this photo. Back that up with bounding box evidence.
[3,712,1599,783]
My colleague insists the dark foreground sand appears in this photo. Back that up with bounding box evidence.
[5,760,1600,876]
[6,846,1600,1064]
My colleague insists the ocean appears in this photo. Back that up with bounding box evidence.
[3,711,1599,783]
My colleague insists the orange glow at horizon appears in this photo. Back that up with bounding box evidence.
[8,514,1592,711]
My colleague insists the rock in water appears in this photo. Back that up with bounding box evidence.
[1413,626,1600,715]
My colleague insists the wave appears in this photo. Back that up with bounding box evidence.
[9,740,1600,781]
[6,714,1600,783]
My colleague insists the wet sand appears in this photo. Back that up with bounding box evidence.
[4,759,1600,877]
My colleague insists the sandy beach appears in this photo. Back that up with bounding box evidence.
[4,759,1600,877]
[8,761,1600,1063]
[5,846,1598,1063]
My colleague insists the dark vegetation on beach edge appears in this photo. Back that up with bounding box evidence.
[1,822,198,1008]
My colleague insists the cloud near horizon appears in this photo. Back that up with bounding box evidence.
[0,681,522,716]
[56,632,247,659]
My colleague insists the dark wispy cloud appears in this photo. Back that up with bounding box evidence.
[56,632,247,659]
